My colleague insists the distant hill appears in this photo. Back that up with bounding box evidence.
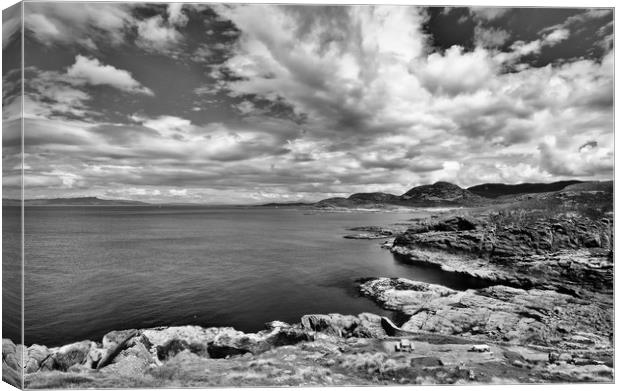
[401,181,482,205]
[316,182,483,208]
[467,180,582,198]
[259,202,314,207]
[314,179,610,209]
[314,192,400,208]
[3,197,149,206]
[348,192,401,203]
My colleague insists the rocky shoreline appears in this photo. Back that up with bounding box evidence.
[3,192,615,387]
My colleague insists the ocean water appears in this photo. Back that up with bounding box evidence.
[4,205,471,346]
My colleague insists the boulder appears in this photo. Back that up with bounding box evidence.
[142,326,222,360]
[265,327,313,347]
[207,329,258,358]
[433,216,479,232]
[2,339,20,371]
[2,361,21,388]
[300,313,383,338]
[100,339,154,377]
[301,314,357,336]
[468,345,490,353]
[24,344,51,373]
[97,329,140,369]
[264,320,291,330]
[102,329,139,350]
[52,341,95,371]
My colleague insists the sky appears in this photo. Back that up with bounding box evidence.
[1,2,615,204]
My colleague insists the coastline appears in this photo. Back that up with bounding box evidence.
[3,187,614,387]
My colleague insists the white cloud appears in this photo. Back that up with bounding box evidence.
[167,3,189,27]
[25,13,60,40]
[543,28,570,45]
[16,4,614,202]
[66,55,154,95]
[24,3,132,47]
[416,46,497,96]
[136,15,183,53]
[539,138,612,177]
[198,4,613,193]
[494,28,569,65]
[134,115,193,138]
[23,3,188,55]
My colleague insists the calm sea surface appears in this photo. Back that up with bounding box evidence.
[3,205,470,346]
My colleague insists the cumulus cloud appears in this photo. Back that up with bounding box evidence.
[135,15,183,53]
[416,46,497,95]
[543,28,570,45]
[23,2,189,55]
[66,55,154,95]
[24,2,132,48]
[15,4,614,203]
[167,3,189,27]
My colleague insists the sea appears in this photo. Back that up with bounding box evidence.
[3,205,472,346]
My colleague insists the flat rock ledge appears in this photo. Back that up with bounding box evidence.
[359,278,612,351]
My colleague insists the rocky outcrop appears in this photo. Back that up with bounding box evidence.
[395,215,612,257]
[359,278,613,351]
[9,309,614,388]
[6,313,386,379]
[343,226,395,239]
[300,313,386,338]
[390,215,613,294]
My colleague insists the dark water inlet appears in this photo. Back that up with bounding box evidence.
[391,252,504,291]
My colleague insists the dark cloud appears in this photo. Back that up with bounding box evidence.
[579,140,598,151]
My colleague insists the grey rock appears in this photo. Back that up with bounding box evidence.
[52,341,94,371]
[25,344,51,373]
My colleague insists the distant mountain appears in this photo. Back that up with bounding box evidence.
[314,192,399,208]
[401,181,482,205]
[467,180,583,199]
[348,192,401,203]
[316,182,483,208]
[3,197,149,206]
[314,179,608,209]
[259,202,314,207]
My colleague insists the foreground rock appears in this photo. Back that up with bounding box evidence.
[4,308,614,388]
[360,278,613,351]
